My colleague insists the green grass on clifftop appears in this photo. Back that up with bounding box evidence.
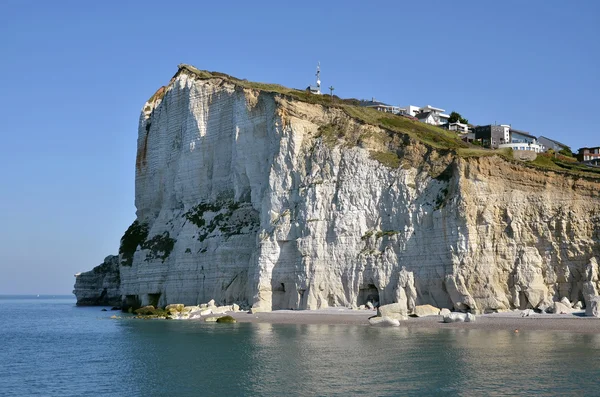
[173,64,600,178]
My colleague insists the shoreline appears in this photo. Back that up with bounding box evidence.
[223,308,600,333]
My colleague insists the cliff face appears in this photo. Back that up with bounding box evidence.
[73,255,121,306]
[76,66,600,312]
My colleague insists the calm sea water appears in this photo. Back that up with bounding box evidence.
[1,296,600,396]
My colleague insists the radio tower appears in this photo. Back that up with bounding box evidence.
[309,62,322,95]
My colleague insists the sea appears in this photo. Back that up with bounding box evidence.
[1,295,600,397]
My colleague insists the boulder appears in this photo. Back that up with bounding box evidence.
[377,303,408,321]
[366,302,374,310]
[207,299,216,307]
[134,305,156,315]
[551,301,572,314]
[582,281,598,308]
[216,315,237,323]
[521,309,535,317]
[439,308,451,317]
[204,316,218,322]
[232,303,240,312]
[165,304,184,313]
[574,301,583,310]
[442,313,476,323]
[358,305,366,310]
[413,304,440,317]
[200,309,212,316]
[368,316,400,327]
[586,296,600,317]
[560,297,571,308]
[250,306,266,314]
[212,305,232,314]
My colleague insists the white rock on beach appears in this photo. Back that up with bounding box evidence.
[443,313,476,323]
[586,296,600,317]
[413,304,440,317]
[521,309,535,317]
[439,308,451,317]
[552,301,573,314]
[377,303,408,321]
[368,316,400,327]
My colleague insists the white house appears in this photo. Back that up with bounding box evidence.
[447,121,469,134]
[498,128,544,153]
[400,104,450,126]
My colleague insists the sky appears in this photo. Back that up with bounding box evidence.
[0,1,598,294]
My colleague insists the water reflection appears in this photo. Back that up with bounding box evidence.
[114,321,600,397]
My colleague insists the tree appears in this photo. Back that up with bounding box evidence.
[448,111,468,124]
[558,147,574,158]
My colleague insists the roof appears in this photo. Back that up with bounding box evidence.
[421,105,445,112]
[509,128,536,138]
[539,136,570,149]
[415,112,433,120]
[359,100,393,108]
[578,147,600,151]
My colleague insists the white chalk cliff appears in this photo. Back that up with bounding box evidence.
[75,65,600,313]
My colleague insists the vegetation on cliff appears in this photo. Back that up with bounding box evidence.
[169,64,600,178]
[119,221,176,266]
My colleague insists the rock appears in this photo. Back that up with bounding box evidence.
[111,307,121,311]
[199,303,208,309]
[377,303,408,321]
[443,313,470,323]
[101,308,107,311]
[582,281,598,308]
[586,296,600,317]
[368,316,400,327]
[585,258,599,282]
[212,305,232,314]
[366,302,374,310]
[521,309,535,317]
[439,308,451,317]
[359,305,366,310]
[250,307,265,314]
[397,267,417,313]
[232,303,240,312]
[574,301,583,310]
[560,297,572,307]
[73,255,121,306]
[134,305,156,315]
[216,315,237,323]
[165,304,184,313]
[204,316,218,322]
[551,301,573,314]
[110,315,118,319]
[200,309,212,316]
[207,299,216,307]
[76,66,600,315]
[413,304,440,317]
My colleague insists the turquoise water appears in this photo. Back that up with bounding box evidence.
[1,296,600,396]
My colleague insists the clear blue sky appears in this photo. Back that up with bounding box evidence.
[0,1,598,294]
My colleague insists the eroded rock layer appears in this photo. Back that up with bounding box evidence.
[75,66,600,312]
[73,255,121,306]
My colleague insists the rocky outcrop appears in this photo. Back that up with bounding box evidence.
[73,255,121,306]
[75,65,600,314]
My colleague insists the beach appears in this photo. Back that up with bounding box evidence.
[225,308,600,333]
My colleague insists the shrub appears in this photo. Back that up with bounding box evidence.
[119,220,149,266]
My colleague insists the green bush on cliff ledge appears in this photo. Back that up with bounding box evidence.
[119,220,149,266]
[141,232,176,263]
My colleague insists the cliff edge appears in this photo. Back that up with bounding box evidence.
[74,64,600,313]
